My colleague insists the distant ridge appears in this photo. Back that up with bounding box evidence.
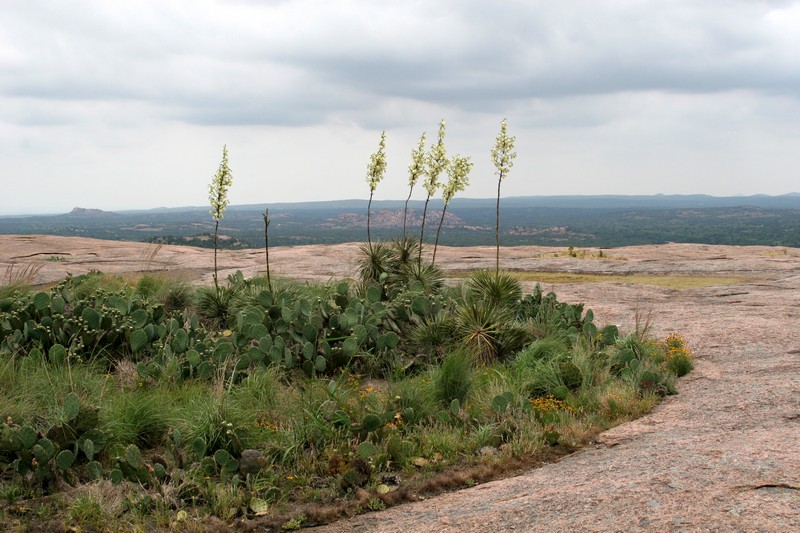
[66,207,116,216]
[115,193,800,214]
[2,194,800,249]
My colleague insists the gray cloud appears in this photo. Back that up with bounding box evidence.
[3,0,799,128]
[1,0,799,213]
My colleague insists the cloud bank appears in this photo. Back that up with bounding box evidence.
[1,0,799,213]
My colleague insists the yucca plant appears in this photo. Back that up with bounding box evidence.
[390,235,421,267]
[419,119,448,264]
[196,285,237,327]
[403,132,427,238]
[456,296,528,365]
[491,119,516,273]
[432,154,472,264]
[356,241,394,285]
[162,281,193,314]
[365,130,387,251]
[466,270,522,309]
[456,300,507,365]
[409,311,458,361]
[208,145,234,290]
[397,260,444,293]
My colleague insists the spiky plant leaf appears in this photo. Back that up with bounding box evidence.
[466,271,522,309]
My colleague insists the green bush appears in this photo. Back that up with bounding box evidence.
[0,267,694,529]
[434,349,474,406]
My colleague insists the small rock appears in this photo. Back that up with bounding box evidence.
[412,457,430,468]
[381,474,402,486]
[239,449,267,475]
[478,446,499,457]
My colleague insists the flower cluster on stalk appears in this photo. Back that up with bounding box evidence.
[208,145,233,222]
[366,131,387,193]
[424,119,448,197]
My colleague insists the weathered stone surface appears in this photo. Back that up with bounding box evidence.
[238,449,267,476]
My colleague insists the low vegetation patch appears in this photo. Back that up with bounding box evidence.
[0,241,696,531]
[449,270,747,289]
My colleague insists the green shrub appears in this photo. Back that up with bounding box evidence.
[434,349,474,406]
[666,352,694,377]
[517,336,570,364]
[389,376,436,425]
[357,241,395,285]
[180,395,255,457]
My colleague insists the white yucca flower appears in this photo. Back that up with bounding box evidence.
[491,119,517,273]
[408,132,427,187]
[442,154,472,206]
[418,119,448,263]
[432,154,472,264]
[365,131,387,249]
[424,119,448,197]
[209,145,233,222]
[491,118,516,181]
[366,131,388,193]
[208,144,234,290]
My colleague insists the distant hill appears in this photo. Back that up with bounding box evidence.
[66,207,116,217]
[113,193,800,215]
[2,194,800,248]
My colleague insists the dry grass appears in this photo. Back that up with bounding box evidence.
[1,262,44,289]
[138,243,172,271]
[760,248,796,257]
[535,248,627,260]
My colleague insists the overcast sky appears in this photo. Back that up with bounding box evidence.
[1,0,799,215]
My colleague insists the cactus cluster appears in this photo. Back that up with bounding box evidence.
[0,393,107,487]
[0,274,165,364]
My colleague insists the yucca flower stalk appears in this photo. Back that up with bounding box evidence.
[432,154,472,265]
[419,119,448,264]
[403,132,427,238]
[262,209,272,292]
[208,145,233,290]
[491,119,517,273]
[365,130,387,251]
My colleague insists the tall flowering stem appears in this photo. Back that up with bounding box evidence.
[403,132,427,238]
[365,131,387,251]
[208,145,233,290]
[433,154,472,265]
[419,119,448,264]
[491,119,516,274]
[262,209,272,292]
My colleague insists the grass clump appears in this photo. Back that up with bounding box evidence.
[434,349,474,407]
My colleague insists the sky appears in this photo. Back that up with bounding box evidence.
[1,0,799,215]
